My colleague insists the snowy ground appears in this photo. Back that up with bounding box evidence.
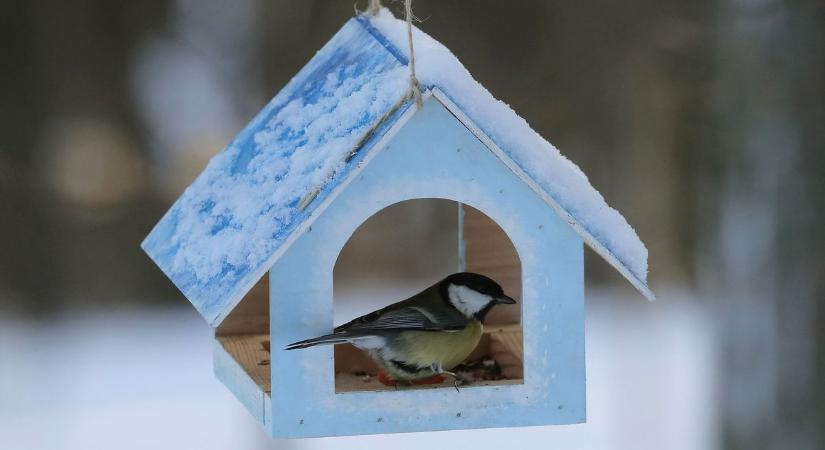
[0,288,717,450]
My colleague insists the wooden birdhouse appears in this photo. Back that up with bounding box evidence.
[142,9,653,439]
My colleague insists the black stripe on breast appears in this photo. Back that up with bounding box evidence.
[390,359,425,374]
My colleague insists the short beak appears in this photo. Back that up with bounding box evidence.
[496,294,517,304]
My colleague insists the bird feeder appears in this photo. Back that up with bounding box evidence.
[142,8,653,438]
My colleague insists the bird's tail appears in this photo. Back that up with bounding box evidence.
[284,332,351,350]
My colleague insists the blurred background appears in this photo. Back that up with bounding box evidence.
[1,0,823,449]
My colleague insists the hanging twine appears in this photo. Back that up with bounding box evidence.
[405,0,424,108]
[361,0,423,108]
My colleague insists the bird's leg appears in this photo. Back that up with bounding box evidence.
[448,371,462,392]
[431,364,464,392]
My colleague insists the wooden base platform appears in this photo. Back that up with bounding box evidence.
[216,333,272,395]
[216,324,523,396]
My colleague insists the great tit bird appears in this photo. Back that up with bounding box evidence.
[285,272,516,385]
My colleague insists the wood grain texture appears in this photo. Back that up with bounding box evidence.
[489,327,524,379]
[216,334,272,394]
[217,274,269,336]
[334,326,523,393]
[215,328,523,396]
[462,205,521,325]
[213,337,270,425]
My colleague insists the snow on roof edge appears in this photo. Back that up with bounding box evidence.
[429,88,655,301]
[364,9,651,295]
[141,18,414,324]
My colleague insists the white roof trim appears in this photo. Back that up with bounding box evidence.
[209,94,427,326]
[214,86,653,326]
[431,88,655,301]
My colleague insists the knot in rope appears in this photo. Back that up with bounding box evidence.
[404,0,424,108]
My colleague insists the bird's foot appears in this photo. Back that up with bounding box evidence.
[430,365,465,392]
[448,372,466,392]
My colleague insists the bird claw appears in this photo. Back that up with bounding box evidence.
[430,366,464,392]
[448,373,470,392]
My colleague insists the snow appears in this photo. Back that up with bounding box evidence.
[0,289,714,449]
[143,10,651,324]
[368,9,649,288]
[142,20,411,322]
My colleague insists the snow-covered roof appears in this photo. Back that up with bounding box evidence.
[142,9,652,325]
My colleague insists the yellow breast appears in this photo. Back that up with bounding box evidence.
[394,320,484,371]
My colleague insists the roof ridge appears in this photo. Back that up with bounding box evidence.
[355,15,409,65]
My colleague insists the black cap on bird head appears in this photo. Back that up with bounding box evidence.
[440,272,517,320]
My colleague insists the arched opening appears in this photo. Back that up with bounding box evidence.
[333,198,524,393]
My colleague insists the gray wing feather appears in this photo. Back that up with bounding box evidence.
[336,306,467,333]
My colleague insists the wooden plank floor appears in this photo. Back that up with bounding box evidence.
[217,334,272,394]
[217,325,523,395]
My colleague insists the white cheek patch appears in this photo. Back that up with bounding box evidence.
[448,284,492,317]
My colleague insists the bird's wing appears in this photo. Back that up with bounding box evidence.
[336,306,468,333]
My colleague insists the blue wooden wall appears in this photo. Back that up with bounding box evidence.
[266,96,585,438]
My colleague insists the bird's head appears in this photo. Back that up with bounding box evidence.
[440,272,517,321]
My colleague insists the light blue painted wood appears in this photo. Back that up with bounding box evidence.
[141,16,649,329]
[141,18,411,325]
[267,96,585,438]
[212,338,271,426]
[457,203,467,272]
